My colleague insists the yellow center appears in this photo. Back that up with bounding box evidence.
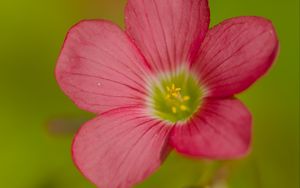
[148,68,203,123]
[165,83,191,114]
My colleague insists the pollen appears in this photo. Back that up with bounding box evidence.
[172,106,177,113]
[165,83,181,100]
[183,96,190,101]
[149,68,203,123]
[164,83,192,114]
[180,105,188,111]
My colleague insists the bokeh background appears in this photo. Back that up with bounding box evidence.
[0,0,299,187]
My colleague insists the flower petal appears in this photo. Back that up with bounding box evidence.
[56,20,151,113]
[72,107,172,188]
[169,98,252,159]
[125,0,210,72]
[192,16,279,97]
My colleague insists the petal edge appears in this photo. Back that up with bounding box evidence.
[170,98,252,159]
[56,20,151,114]
[192,16,279,97]
[125,0,210,72]
[72,107,172,188]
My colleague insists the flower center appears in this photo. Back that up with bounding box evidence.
[148,68,203,123]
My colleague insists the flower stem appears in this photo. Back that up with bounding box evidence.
[192,161,230,188]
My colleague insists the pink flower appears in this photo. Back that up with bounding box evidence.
[55,0,278,187]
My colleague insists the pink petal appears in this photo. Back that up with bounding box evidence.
[125,0,210,72]
[192,17,279,97]
[169,98,252,159]
[55,20,152,114]
[72,107,172,188]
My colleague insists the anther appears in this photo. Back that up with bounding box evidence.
[183,96,190,101]
[172,106,177,113]
[171,93,178,97]
[180,105,188,111]
[172,83,175,90]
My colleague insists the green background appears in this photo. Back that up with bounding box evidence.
[0,0,299,187]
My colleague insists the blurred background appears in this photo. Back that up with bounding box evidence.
[0,0,299,187]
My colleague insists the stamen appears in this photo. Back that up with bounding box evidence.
[180,105,188,111]
[165,83,182,100]
[171,93,178,97]
[172,106,177,113]
[162,82,198,119]
[171,84,174,90]
[149,69,202,123]
[183,96,190,101]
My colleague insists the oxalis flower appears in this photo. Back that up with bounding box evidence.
[55,0,279,187]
